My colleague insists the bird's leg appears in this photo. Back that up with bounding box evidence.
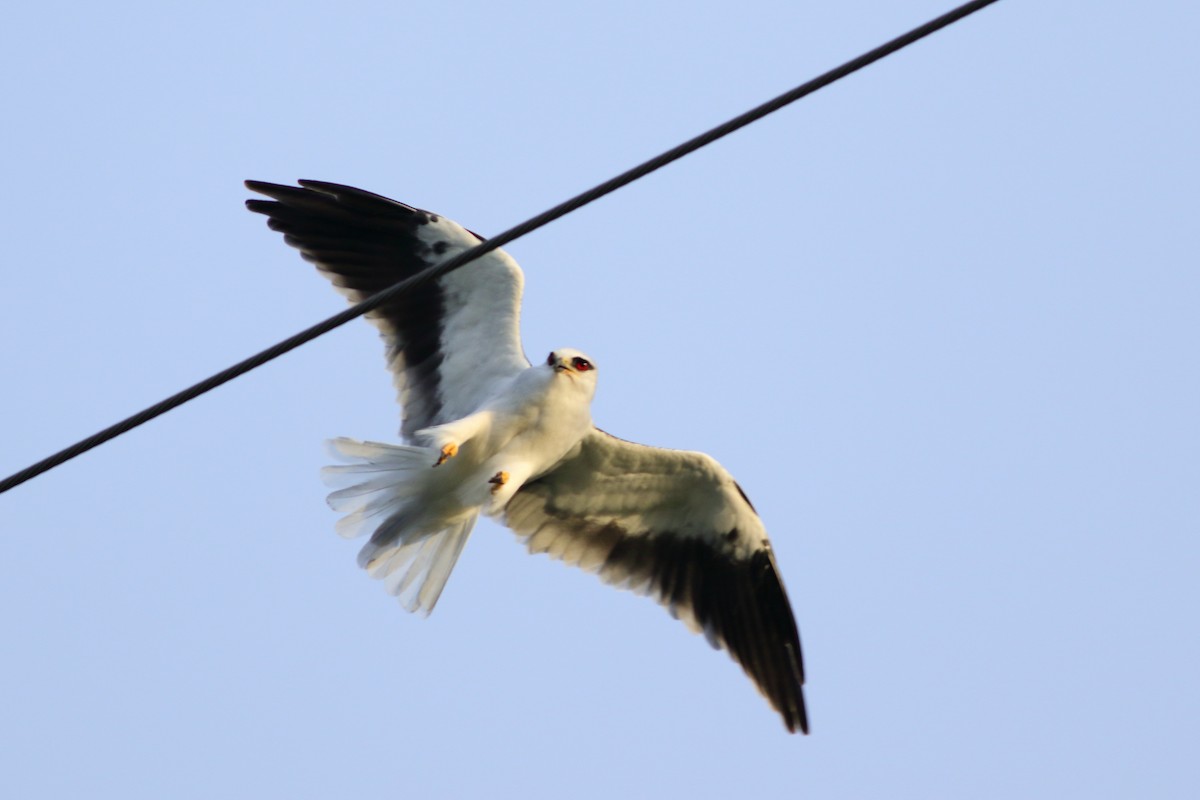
[488,470,510,493]
[420,412,491,468]
[433,442,459,467]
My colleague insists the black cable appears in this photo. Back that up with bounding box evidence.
[0,0,1002,496]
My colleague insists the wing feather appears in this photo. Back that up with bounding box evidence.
[246,180,528,438]
[504,429,808,734]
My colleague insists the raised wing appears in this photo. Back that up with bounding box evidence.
[245,180,529,439]
[504,430,808,733]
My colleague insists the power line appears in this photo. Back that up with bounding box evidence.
[0,0,1002,496]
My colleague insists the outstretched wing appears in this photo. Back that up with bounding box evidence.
[503,430,808,734]
[245,180,529,439]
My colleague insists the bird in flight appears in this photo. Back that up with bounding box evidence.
[245,180,808,733]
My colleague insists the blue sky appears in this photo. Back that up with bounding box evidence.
[2,1,1197,797]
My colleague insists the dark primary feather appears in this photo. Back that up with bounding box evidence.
[608,533,806,734]
[245,180,450,437]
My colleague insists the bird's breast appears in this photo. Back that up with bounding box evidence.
[485,369,593,473]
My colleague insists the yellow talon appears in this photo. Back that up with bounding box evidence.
[434,442,458,467]
[488,471,510,493]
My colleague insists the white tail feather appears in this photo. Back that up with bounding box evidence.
[322,438,433,539]
[321,437,478,614]
[369,513,478,615]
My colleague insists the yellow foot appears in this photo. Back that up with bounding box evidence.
[433,443,459,467]
[488,470,510,493]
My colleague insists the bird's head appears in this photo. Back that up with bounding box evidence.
[546,348,597,390]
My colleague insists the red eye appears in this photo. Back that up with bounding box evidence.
[546,352,555,366]
[571,357,593,371]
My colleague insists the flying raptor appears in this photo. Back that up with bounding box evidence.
[245,180,808,733]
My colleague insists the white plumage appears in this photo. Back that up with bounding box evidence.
[246,180,808,733]
[324,346,597,612]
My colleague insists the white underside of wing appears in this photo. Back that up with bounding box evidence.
[509,431,764,548]
[502,431,809,734]
[505,430,771,637]
[411,218,529,424]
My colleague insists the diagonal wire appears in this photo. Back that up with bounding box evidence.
[0,0,1002,496]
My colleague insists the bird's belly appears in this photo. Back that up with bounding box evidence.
[497,406,588,478]
[431,369,592,513]
[460,403,588,514]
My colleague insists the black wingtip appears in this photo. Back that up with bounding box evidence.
[790,677,810,735]
[296,178,365,195]
[243,180,317,207]
[245,179,426,221]
[244,178,288,195]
